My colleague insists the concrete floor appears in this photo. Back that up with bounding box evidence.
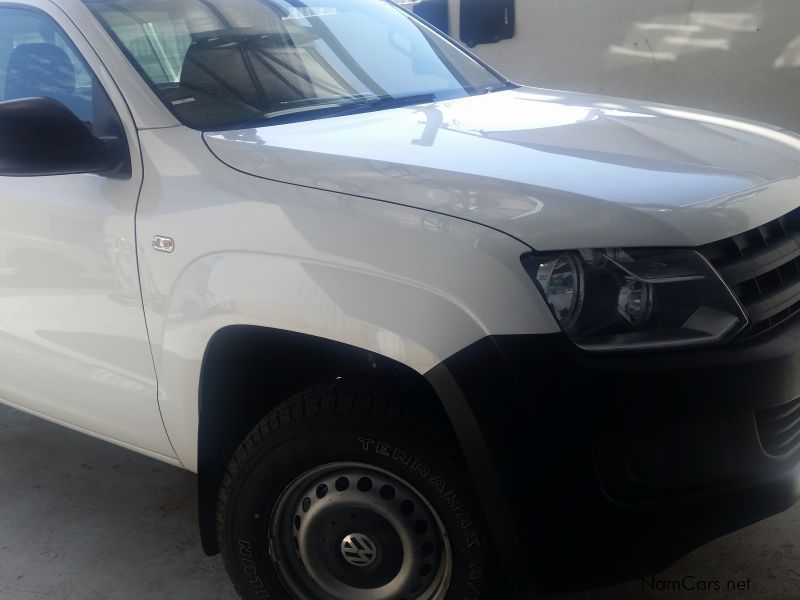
[1,403,799,600]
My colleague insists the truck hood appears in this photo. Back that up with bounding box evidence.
[205,87,800,250]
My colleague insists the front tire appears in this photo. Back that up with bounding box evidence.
[217,380,495,600]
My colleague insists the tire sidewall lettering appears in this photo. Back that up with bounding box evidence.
[357,436,485,597]
[222,418,493,600]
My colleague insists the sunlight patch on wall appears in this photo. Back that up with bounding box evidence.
[607,7,762,64]
[774,35,800,68]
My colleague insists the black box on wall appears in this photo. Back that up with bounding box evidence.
[460,0,515,47]
[412,0,450,34]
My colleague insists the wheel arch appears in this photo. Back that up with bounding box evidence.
[195,325,525,579]
[196,325,454,556]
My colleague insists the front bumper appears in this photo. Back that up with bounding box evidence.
[429,314,800,593]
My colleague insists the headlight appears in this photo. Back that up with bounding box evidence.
[536,252,584,328]
[523,248,748,352]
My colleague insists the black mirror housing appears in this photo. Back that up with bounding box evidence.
[0,97,129,177]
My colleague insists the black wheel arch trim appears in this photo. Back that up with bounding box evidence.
[194,324,529,587]
[424,359,529,596]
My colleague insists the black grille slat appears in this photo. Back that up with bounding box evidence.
[757,397,800,424]
[764,426,800,455]
[756,397,800,456]
[744,278,800,323]
[759,411,800,438]
[699,209,800,338]
[716,233,800,284]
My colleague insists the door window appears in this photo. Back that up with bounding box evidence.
[0,7,96,123]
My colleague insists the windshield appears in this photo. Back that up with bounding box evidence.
[84,0,510,130]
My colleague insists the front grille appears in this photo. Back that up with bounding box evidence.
[698,207,800,337]
[756,397,800,456]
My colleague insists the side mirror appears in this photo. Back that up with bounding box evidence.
[0,97,128,177]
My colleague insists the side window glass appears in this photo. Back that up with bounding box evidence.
[0,8,95,124]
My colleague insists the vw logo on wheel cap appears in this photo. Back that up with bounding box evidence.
[340,533,378,567]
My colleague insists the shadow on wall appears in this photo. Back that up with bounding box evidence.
[448,0,800,133]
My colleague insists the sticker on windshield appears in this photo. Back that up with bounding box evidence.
[281,7,337,21]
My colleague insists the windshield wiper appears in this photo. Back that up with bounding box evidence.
[316,92,438,119]
[470,81,519,95]
[226,92,438,130]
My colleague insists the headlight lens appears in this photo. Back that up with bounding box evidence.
[523,248,748,352]
[535,253,584,328]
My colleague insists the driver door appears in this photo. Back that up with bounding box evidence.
[0,2,175,460]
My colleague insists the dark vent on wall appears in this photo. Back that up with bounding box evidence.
[460,0,515,48]
[409,0,449,34]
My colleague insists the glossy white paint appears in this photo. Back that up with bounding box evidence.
[135,125,555,469]
[0,0,176,460]
[3,0,800,471]
[207,87,800,251]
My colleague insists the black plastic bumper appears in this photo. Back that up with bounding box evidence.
[425,316,800,594]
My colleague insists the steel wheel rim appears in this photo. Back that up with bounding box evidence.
[269,462,452,600]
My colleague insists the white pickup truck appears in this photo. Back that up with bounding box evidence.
[2,1,800,599]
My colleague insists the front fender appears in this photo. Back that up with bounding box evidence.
[136,127,557,469]
[156,250,550,469]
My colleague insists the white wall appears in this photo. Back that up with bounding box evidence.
[447,0,800,133]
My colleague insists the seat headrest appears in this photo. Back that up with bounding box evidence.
[5,43,76,101]
[180,38,312,108]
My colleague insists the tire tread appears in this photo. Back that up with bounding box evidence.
[216,377,458,599]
